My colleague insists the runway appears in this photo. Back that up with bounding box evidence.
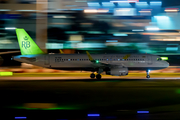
[1,76,180,81]
[0,78,180,119]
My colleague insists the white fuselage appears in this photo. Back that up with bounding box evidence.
[13,54,169,71]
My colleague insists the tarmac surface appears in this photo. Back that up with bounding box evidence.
[1,77,180,119]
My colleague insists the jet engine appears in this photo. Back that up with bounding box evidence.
[106,66,128,76]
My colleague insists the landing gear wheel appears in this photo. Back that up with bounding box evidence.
[96,74,102,80]
[146,75,150,78]
[90,73,95,79]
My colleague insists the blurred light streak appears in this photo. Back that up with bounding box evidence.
[139,11,151,12]
[15,117,27,119]
[69,35,83,41]
[53,16,67,18]
[46,43,63,49]
[75,0,87,2]
[111,0,138,3]
[71,9,83,11]
[102,2,114,6]
[87,2,100,6]
[84,9,109,13]
[166,47,178,51]
[77,43,105,48]
[0,72,13,76]
[118,2,131,7]
[163,39,180,41]
[0,9,11,11]
[150,2,162,6]
[161,57,168,61]
[87,114,100,117]
[5,27,16,30]
[114,8,136,16]
[146,27,159,31]
[106,40,118,42]
[113,33,128,36]
[65,31,79,34]
[16,10,37,12]
[136,2,148,6]
[154,16,169,19]
[137,111,149,114]
[132,29,144,31]
[88,31,105,34]
[151,39,180,41]
[165,9,179,12]
[97,9,109,13]
[116,9,130,11]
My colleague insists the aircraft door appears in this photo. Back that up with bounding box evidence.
[44,55,50,65]
[147,55,152,65]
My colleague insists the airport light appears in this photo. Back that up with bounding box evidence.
[116,9,130,12]
[84,9,97,13]
[165,9,179,12]
[102,2,114,7]
[132,29,144,32]
[150,2,162,6]
[146,27,159,31]
[84,9,109,13]
[106,40,118,42]
[0,9,11,11]
[138,111,149,114]
[5,27,16,30]
[53,16,67,18]
[16,10,37,12]
[136,2,148,6]
[161,57,168,61]
[139,11,151,12]
[87,2,100,7]
[110,0,138,3]
[0,72,13,76]
[113,33,128,36]
[15,117,27,119]
[87,114,100,117]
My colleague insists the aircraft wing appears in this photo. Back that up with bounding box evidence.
[86,51,125,68]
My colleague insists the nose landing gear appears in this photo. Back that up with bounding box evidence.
[146,70,150,78]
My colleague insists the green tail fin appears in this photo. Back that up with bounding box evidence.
[16,28,45,55]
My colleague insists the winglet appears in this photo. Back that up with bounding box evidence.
[123,54,131,59]
[86,51,94,61]
[59,49,64,54]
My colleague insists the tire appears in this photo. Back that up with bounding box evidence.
[90,73,95,79]
[96,74,102,80]
[146,75,150,78]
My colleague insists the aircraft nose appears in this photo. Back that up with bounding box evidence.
[165,61,169,67]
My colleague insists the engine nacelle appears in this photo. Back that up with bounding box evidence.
[106,66,128,76]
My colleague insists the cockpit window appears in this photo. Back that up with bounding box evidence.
[157,58,162,61]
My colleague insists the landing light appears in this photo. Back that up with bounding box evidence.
[161,57,168,61]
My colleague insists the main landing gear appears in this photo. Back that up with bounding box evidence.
[90,73,102,80]
[90,73,95,79]
[146,70,150,78]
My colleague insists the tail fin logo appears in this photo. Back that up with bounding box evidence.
[22,36,30,49]
[24,36,28,40]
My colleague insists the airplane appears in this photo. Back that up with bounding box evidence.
[13,29,169,79]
